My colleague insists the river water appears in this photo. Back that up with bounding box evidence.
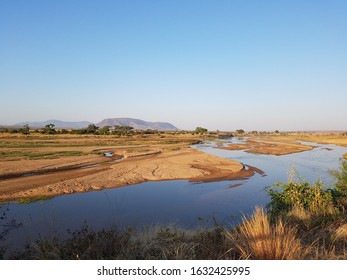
[1,139,347,255]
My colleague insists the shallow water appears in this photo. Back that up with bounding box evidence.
[1,139,347,254]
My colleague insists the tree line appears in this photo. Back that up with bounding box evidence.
[0,124,165,136]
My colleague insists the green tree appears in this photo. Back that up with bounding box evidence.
[112,126,134,136]
[86,124,98,134]
[60,129,69,134]
[195,127,208,134]
[236,129,245,134]
[43,124,56,134]
[97,126,110,135]
[19,124,30,135]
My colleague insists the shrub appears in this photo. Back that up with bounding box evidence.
[330,159,347,199]
[264,165,341,220]
[266,179,336,219]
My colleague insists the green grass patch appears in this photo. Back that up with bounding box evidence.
[16,196,53,204]
[162,146,181,151]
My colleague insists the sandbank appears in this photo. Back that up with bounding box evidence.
[0,147,254,202]
[218,138,314,155]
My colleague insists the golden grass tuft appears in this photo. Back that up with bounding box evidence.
[335,224,347,240]
[225,207,307,259]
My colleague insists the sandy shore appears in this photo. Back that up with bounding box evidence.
[0,147,254,202]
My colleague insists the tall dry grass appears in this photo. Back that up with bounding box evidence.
[225,207,308,260]
[8,208,347,260]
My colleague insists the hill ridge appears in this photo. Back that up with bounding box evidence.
[96,117,178,131]
[13,118,179,130]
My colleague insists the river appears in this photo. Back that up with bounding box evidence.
[1,138,347,255]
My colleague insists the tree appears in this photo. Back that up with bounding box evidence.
[60,129,69,134]
[43,124,56,134]
[112,126,134,136]
[275,130,280,134]
[86,124,98,134]
[195,127,208,134]
[97,126,110,135]
[236,129,245,134]
[19,124,30,135]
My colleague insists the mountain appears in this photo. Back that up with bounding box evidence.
[96,118,179,130]
[15,120,92,129]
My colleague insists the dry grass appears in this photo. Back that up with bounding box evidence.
[15,226,228,260]
[225,207,308,260]
[6,207,347,260]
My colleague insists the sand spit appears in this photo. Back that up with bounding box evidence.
[0,147,249,202]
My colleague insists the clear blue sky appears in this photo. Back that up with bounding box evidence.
[1,0,346,131]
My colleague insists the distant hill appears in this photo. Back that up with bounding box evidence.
[96,118,179,131]
[15,120,92,129]
[11,118,179,130]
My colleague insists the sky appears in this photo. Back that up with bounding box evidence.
[1,0,346,131]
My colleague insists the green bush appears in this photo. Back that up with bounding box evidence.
[266,179,335,218]
[330,159,347,198]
